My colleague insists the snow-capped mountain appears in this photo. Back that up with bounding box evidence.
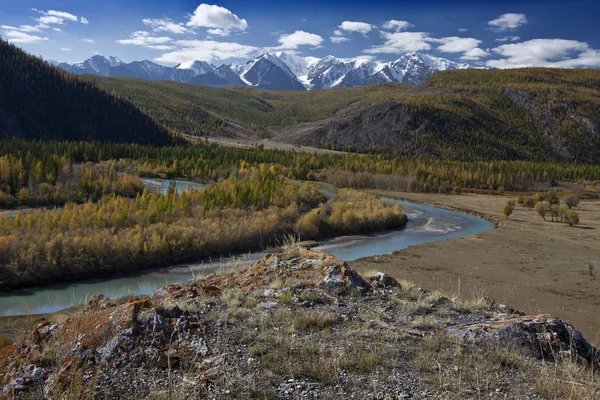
[54,52,474,90]
[370,52,471,85]
[59,55,124,76]
[237,53,306,90]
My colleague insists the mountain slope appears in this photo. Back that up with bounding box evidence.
[80,67,600,163]
[276,68,600,162]
[0,40,172,145]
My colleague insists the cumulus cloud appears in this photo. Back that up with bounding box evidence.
[276,30,323,49]
[143,18,191,34]
[207,28,229,36]
[83,39,95,43]
[60,47,71,51]
[495,36,520,42]
[33,9,88,26]
[431,37,489,60]
[155,40,258,63]
[382,20,413,32]
[338,21,374,35]
[460,48,490,61]
[487,39,600,68]
[117,31,175,50]
[186,4,248,36]
[365,31,432,54]
[331,36,349,44]
[1,24,44,33]
[458,28,468,32]
[2,30,48,43]
[434,37,482,53]
[46,10,78,22]
[488,13,527,31]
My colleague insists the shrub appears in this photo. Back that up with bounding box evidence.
[543,190,560,205]
[502,204,513,219]
[535,201,550,221]
[566,211,580,227]
[563,196,580,209]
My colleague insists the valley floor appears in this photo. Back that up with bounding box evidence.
[352,191,600,346]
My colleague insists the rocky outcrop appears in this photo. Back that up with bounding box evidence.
[1,250,597,399]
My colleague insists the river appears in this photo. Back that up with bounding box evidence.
[0,198,494,316]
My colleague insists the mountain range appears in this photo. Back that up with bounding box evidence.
[52,52,472,90]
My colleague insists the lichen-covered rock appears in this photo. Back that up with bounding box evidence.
[322,263,371,295]
[453,314,599,366]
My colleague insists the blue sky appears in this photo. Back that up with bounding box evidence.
[1,0,600,68]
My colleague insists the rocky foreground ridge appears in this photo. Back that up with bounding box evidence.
[1,248,598,399]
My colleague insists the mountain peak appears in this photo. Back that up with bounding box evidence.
[90,55,123,67]
[175,60,215,75]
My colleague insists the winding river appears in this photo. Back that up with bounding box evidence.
[0,196,494,316]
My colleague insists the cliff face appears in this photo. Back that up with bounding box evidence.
[1,249,598,399]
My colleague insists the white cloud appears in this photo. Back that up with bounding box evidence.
[487,39,600,68]
[460,48,490,60]
[333,29,344,36]
[339,21,374,35]
[496,36,520,42]
[1,24,44,33]
[83,39,95,43]
[31,9,88,28]
[458,28,468,32]
[2,30,48,44]
[435,37,482,53]
[331,36,349,44]
[36,16,64,25]
[46,10,78,22]
[488,13,527,31]
[143,18,190,34]
[186,4,248,36]
[117,31,175,50]
[60,47,70,51]
[155,40,258,63]
[53,28,62,32]
[276,30,323,49]
[365,31,431,54]
[207,28,229,36]
[382,20,413,32]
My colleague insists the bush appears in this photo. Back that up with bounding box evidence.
[566,211,580,227]
[563,196,580,209]
[535,201,550,221]
[502,204,513,219]
[543,190,560,205]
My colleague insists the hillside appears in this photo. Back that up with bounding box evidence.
[0,40,172,145]
[1,249,598,398]
[84,68,600,163]
[277,68,600,162]
[82,75,412,137]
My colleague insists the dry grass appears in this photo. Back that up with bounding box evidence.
[293,310,339,331]
[0,333,12,347]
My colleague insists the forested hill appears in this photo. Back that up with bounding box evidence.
[84,68,600,163]
[0,40,172,145]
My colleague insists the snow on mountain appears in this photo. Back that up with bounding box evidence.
[275,52,320,88]
[175,60,216,76]
[56,52,474,90]
[241,54,306,90]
